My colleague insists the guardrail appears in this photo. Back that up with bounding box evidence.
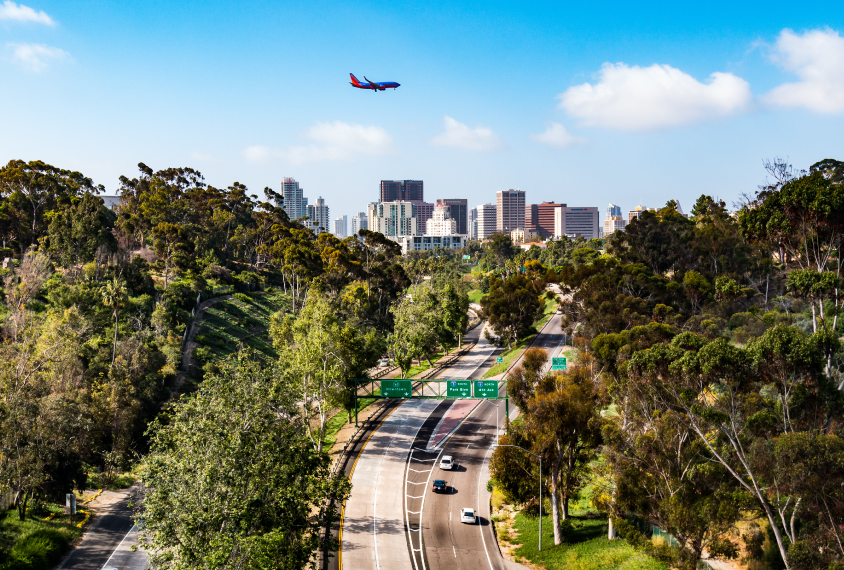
[419,340,478,380]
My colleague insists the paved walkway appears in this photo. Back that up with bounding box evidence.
[58,485,145,570]
[341,399,440,570]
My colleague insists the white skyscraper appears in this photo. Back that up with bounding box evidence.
[426,206,458,236]
[333,215,348,238]
[307,196,330,234]
[607,203,622,218]
[476,203,497,239]
[368,201,418,237]
[281,178,307,221]
[554,207,600,239]
[351,211,368,235]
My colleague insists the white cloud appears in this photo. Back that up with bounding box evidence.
[243,121,393,165]
[6,42,68,72]
[430,116,503,151]
[764,28,844,114]
[530,123,586,147]
[0,1,55,25]
[558,63,751,131]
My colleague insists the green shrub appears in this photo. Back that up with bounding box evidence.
[233,292,250,303]
[7,528,71,569]
[193,346,213,363]
[196,334,209,345]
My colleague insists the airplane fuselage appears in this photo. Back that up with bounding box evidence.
[350,73,400,91]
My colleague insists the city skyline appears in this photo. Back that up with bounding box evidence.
[1,1,842,220]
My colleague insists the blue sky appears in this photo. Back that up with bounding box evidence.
[1,1,843,222]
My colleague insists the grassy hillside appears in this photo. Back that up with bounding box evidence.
[193,290,291,363]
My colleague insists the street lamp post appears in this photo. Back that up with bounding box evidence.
[491,443,542,551]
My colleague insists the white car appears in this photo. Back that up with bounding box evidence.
[440,456,454,470]
[378,358,390,367]
[460,508,477,524]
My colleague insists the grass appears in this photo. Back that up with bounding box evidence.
[0,508,83,570]
[468,289,485,304]
[482,297,559,379]
[194,290,291,362]
[512,509,669,570]
[322,396,380,448]
[406,349,446,378]
[86,471,136,490]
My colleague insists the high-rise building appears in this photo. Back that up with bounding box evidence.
[604,216,627,237]
[526,202,564,239]
[496,190,525,233]
[554,207,600,239]
[333,215,348,238]
[628,205,647,223]
[408,200,433,235]
[426,206,458,236]
[380,180,424,202]
[477,203,497,239]
[351,211,368,235]
[368,201,418,238]
[307,196,330,234]
[607,203,622,218]
[469,207,478,240]
[435,199,468,235]
[281,178,307,221]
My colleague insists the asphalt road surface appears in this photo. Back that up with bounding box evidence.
[58,485,145,570]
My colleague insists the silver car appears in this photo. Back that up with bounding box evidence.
[460,508,477,524]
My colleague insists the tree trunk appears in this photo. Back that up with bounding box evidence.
[562,494,569,520]
[112,310,118,366]
[550,460,563,545]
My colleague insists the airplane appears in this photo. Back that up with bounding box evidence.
[350,73,400,91]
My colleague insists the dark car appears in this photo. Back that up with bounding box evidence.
[432,479,447,493]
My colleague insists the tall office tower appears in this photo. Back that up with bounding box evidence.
[435,199,468,235]
[554,207,600,239]
[351,211,368,235]
[408,200,433,234]
[367,201,418,237]
[526,202,565,239]
[628,205,646,223]
[426,205,458,236]
[306,197,330,234]
[333,215,348,238]
[496,189,525,233]
[469,207,478,239]
[476,203,497,239]
[607,203,622,218]
[604,216,627,237]
[380,180,424,202]
[281,178,307,220]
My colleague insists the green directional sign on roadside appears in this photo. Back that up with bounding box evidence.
[474,380,498,398]
[496,356,503,363]
[552,356,567,370]
[447,380,472,398]
[462,255,471,260]
[382,379,412,398]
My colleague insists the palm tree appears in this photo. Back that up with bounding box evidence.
[101,278,128,367]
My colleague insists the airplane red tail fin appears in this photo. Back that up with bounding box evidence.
[349,73,362,86]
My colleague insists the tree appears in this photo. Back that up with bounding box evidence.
[45,192,116,267]
[481,274,544,348]
[623,327,841,569]
[139,354,349,569]
[431,280,469,354]
[275,294,347,453]
[101,278,128,367]
[0,159,98,251]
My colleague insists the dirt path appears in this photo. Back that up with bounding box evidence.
[172,295,232,391]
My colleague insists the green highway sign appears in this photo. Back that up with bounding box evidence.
[446,380,472,398]
[462,255,471,260]
[382,379,412,398]
[474,380,499,398]
[552,356,567,370]
[496,356,503,363]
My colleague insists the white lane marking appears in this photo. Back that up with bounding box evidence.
[99,524,138,570]
[466,444,471,449]
[406,480,427,485]
[408,510,421,514]
[408,467,432,473]
[414,457,438,462]
[453,545,457,557]
[478,436,497,570]
[407,495,424,499]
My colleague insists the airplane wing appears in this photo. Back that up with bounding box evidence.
[364,76,383,90]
